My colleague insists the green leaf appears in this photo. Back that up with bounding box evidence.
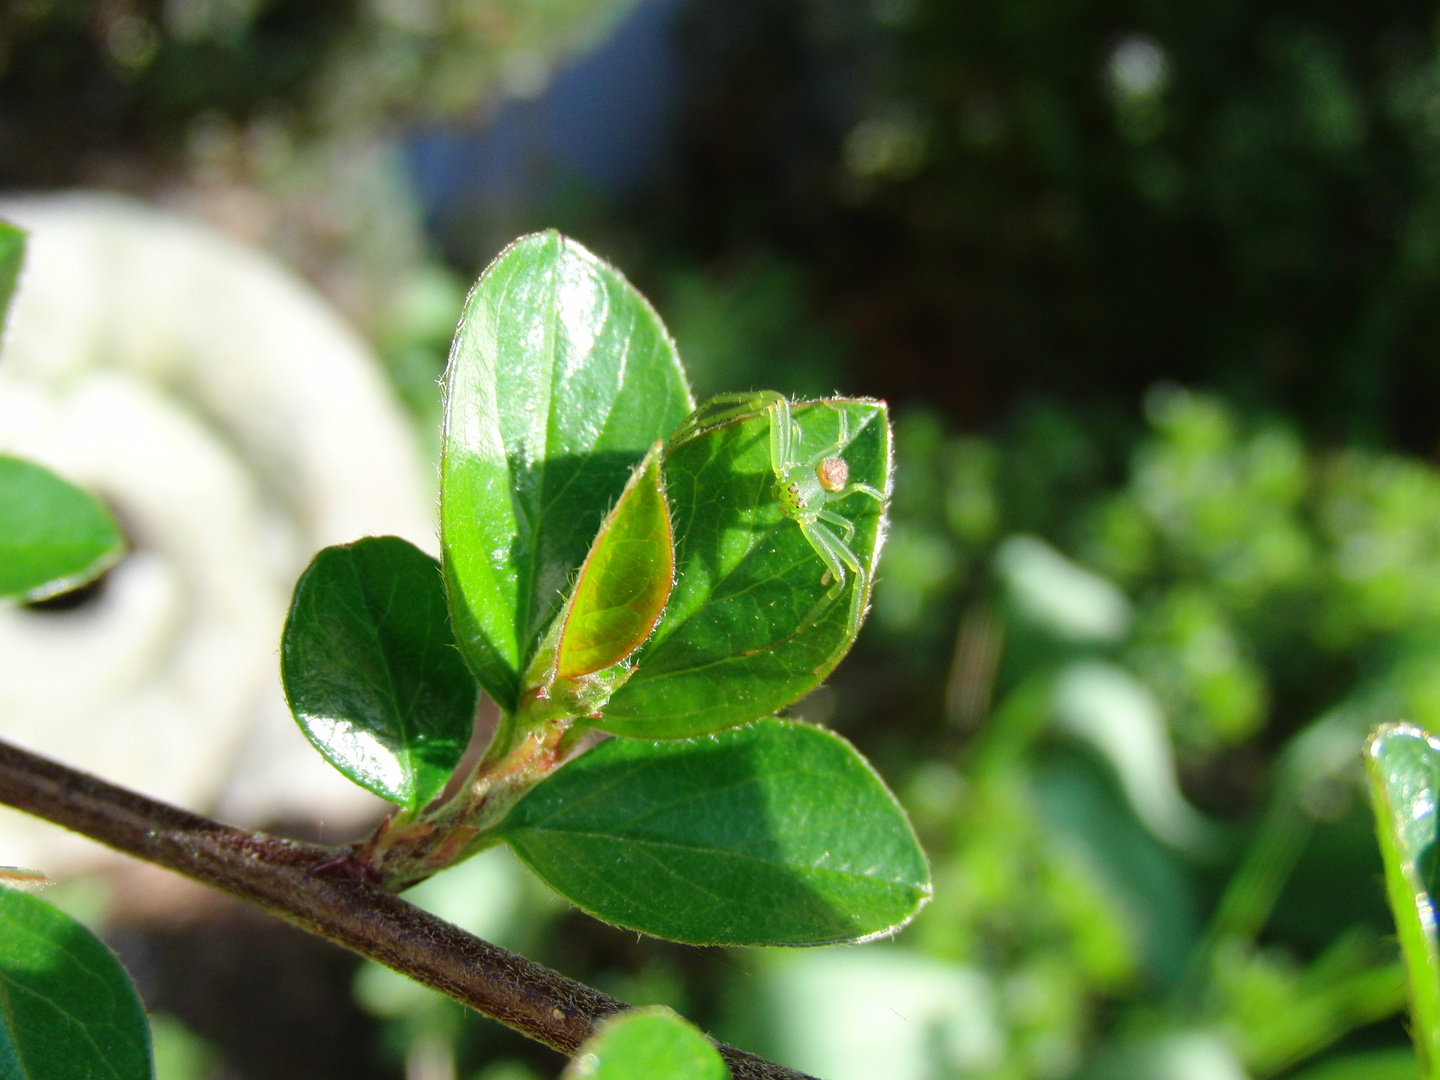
[556,442,673,680]
[282,536,477,810]
[0,886,153,1080]
[0,455,125,602]
[563,1007,727,1080]
[0,220,23,331]
[498,717,930,946]
[1365,723,1440,1077]
[441,231,694,712]
[598,397,890,738]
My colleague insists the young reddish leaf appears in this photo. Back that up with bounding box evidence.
[556,443,673,680]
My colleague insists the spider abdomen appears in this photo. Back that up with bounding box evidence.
[817,457,848,492]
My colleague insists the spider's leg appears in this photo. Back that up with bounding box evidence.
[835,570,866,670]
[767,403,783,476]
[837,482,886,503]
[806,403,851,467]
[827,405,849,460]
[776,397,795,464]
[672,391,785,448]
[767,397,795,476]
[799,519,848,592]
[813,519,863,579]
[794,520,848,639]
[803,519,869,672]
[817,508,856,541]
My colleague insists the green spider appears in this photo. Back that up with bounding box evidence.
[673,392,886,664]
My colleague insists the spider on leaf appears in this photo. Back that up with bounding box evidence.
[673,392,886,670]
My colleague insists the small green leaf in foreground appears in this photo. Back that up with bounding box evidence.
[563,1007,727,1080]
[1365,722,1440,1076]
[283,536,477,810]
[597,398,890,739]
[441,230,693,712]
[0,455,124,602]
[0,220,23,331]
[556,442,673,680]
[499,717,930,946]
[0,885,153,1080]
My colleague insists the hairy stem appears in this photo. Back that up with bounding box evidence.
[0,737,814,1080]
[357,719,570,890]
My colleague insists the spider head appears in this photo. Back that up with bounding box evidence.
[780,481,809,514]
[817,456,849,493]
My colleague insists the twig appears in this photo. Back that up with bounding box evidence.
[0,737,815,1080]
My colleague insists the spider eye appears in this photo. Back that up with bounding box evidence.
[817,457,848,492]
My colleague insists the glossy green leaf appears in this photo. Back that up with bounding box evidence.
[557,442,673,679]
[598,398,889,738]
[441,231,694,711]
[1365,723,1440,1077]
[0,220,23,331]
[563,1007,727,1080]
[0,886,153,1080]
[282,536,477,810]
[498,718,930,946]
[0,455,124,602]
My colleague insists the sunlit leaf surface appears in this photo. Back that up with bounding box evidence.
[0,455,124,602]
[598,398,889,738]
[283,536,476,809]
[441,231,693,711]
[562,1007,727,1080]
[0,886,152,1080]
[500,717,930,945]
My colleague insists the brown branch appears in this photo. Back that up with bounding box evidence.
[0,737,814,1080]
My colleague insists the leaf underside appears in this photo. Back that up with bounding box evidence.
[499,717,930,946]
[441,230,693,712]
[557,443,673,679]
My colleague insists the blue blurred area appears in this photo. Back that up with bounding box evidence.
[405,0,686,231]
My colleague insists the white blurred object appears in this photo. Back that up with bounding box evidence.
[1053,660,1222,857]
[0,193,436,873]
[1091,1031,1251,1080]
[996,535,1132,644]
[763,949,1002,1080]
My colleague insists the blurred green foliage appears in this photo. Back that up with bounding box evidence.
[835,386,1440,1080]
